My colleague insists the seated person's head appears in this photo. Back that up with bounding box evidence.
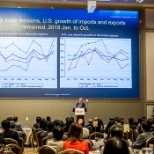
[36,116,41,123]
[54,119,64,127]
[13,116,18,122]
[66,117,74,126]
[141,120,150,132]
[46,116,51,121]
[47,121,54,132]
[82,127,89,139]
[1,119,10,130]
[40,118,47,129]
[89,119,93,124]
[68,122,83,141]
[128,117,134,124]
[53,126,64,141]
[110,124,124,139]
[103,137,129,154]
[7,117,13,121]
[109,117,115,121]
[114,117,121,125]
[10,121,16,129]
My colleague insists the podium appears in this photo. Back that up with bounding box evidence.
[72,108,87,122]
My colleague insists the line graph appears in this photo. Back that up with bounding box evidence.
[0,37,57,88]
[60,37,132,88]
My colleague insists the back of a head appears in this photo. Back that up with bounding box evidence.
[115,117,121,124]
[141,120,150,132]
[110,124,124,139]
[109,117,115,121]
[89,119,93,124]
[36,116,41,123]
[128,117,134,124]
[13,116,18,122]
[103,137,129,154]
[10,121,16,129]
[7,117,13,121]
[47,121,54,131]
[54,119,64,127]
[82,127,89,139]
[68,122,83,141]
[53,126,64,141]
[2,119,10,130]
[46,116,51,121]
[66,117,74,126]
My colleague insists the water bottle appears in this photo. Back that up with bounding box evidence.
[95,137,100,152]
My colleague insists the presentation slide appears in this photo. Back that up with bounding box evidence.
[0,8,140,98]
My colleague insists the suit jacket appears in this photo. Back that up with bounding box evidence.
[2,129,19,141]
[132,131,153,149]
[76,102,86,108]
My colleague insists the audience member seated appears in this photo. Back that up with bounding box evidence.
[40,118,47,131]
[12,116,22,131]
[46,116,51,122]
[1,119,19,142]
[101,124,126,154]
[53,119,68,140]
[85,119,94,134]
[82,127,90,139]
[10,121,24,138]
[33,116,41,130]
[64,117,74,133]
[132,120,153,149]
[103,137,129,154]
[92,117,104,133]
[105,117,115,139]
[46,126,64,153]
[128,117,136,131]
[40,121,54,140]
[64,122,89,154]
[137,117,146,135]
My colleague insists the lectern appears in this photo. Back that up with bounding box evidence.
[72,108,87,122]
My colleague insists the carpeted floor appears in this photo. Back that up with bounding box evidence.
[24,147,37,154]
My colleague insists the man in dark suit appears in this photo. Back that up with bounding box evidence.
[132,120,153,149]
[76,97,86,108]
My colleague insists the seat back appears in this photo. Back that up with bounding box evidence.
[36,130,44,147]
[123,128,134,142]
[84,139,92,151]
[41,136,48,145]
[89,132,104,140]
[32,127,37,143]
[58,149,84,154]
[3,151,15,154]
[18,137,24,154]
[145,137,154,147]
[133,129,139,141]
[38,145,57,154]
[6,144,21,154]
[4,138,18,145]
